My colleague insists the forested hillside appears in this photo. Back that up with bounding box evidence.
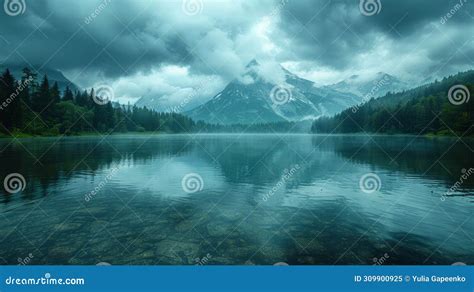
[312,71,474,136]
[0,68,197,136]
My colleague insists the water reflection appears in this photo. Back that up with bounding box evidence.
[0,134,473,265]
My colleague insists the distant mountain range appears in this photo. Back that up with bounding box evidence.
[325,72,408,99]
[1,65,80,94]
[137,60,409,125]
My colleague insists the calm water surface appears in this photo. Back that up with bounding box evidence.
[0,134,473,265]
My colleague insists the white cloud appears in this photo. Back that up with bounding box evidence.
[94,65,225,108]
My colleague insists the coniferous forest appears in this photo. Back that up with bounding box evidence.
[312,70,474,136]
[0,67,303,136]
[0,68,199,136]
[2,67,473,137]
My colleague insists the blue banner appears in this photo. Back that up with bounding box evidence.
[0,266,472,291]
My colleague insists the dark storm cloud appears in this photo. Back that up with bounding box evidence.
[0,0,195,79]
[0,0,472,102]
[366,0,473,36]
[275,0,474,73]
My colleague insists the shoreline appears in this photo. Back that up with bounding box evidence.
[1,131,472,140]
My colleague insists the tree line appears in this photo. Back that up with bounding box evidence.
[0,67,298,136]
[0,68,201,136]
[194,121,301,133]
[312,70,474,136]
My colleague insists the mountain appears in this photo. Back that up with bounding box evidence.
[0,65,80,94]
[185,61,362,125]
[135,91,205,113]
[312,70,474,135]
[325,72,408,99]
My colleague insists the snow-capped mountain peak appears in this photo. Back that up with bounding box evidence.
[185,60,362,125]
[326,72,408,98]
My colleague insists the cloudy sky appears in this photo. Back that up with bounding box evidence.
[1,0,473,105]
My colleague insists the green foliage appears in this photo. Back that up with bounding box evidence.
[0,67,198,136]
[55,101,93,134]
[0,69,24,130]
[193,121,299,133]
[312,70,474,136]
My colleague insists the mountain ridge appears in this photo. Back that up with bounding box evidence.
[0,65,80,94]
[185,61,363,125]
[324,72,408,99]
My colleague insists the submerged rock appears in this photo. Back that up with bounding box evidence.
[206,223,231,237]
[175,220,196,233]
[155,239,201,260]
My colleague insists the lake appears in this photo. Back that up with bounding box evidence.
[0,134,473,265]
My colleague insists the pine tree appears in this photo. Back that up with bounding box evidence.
[21,67,37,106]
[0,69,23,130]
[63,86,74,101]
[33,75,51,116]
